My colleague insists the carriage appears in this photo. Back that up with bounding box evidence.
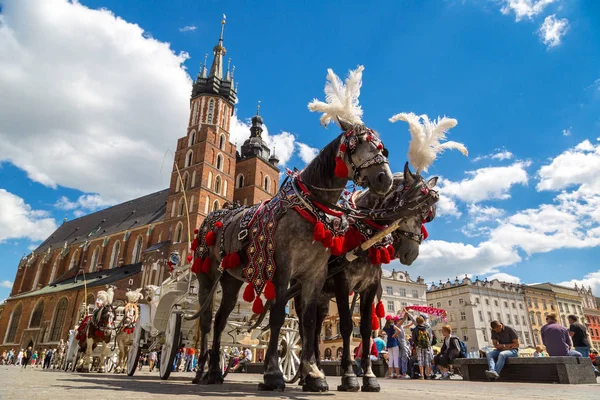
[126,259,302,383]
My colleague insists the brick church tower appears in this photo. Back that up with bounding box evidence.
[233,104,280,206]
[164,17,237,260]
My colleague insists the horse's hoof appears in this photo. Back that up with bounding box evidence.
[192,371,207,385]
[258,374,285,392]
[302,376,329,393]
[337,374,360,392]
[204,370,224,385]
[361,376,380,392]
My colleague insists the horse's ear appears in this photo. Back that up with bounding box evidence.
[427,177,438,188]
[338,118,353,132]
[404,162,415,186]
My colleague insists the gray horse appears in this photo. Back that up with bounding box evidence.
[190,120,393,392]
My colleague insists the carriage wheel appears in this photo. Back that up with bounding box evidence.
[127,318,144,376]
[278,318,301,384]
[159,311,182,380]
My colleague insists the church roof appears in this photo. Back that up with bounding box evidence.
[32,189,169,255]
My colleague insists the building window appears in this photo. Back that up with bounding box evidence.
[188,130,196,147]
[223,180,228,197]
[189,195,195,212]
[550,302,555,310]
[212,200,220,212]
[542,300,547,310]
[110,241,120,269]
[89,246,100,273]
[461,328,468,342]
[459,298,464,305]
[487,311,492,321]
[558,302,563,312]
[536,313,542,325]
[399,288,406,297]
[534,299,539,308]
[411,289,419,298]
[174,222,184,243]
[236,174,245,188]
[514,315,519,325]
[178,198,185,216]
[483,330,488,342]
[478,311,483,322]
[216,154,224,171]
[512,302,516,309]
[29,300,44,328]
[264,176,271,193]
[449,300,453,306]
[4,303,22,343]
[496,312,501,321]
[504,301,508,308]
[460,311,466,321]
[527,298,532,307]
[219,134,226,150]
[132,236,143,263]
[494,300,499,307]
[387,301,395,312]
[207,99,214,124]
[506,314,512,324]
[475,297,480,304]
[524,332,530,344]
[430,303,434,308]
[437,302,441,308]
[204,196,210,214]
[185,150,193,168]
[69,250,80,270]
[519,303,523,310]
[578,305,582,315]
[182,172,190,190]
[386,286,393,295]
[50,298,68,342]
[171,200,176,217]
[522,315,526,326]
[214,175,222,195]
[564,303,570,313]
[485,299,490,305]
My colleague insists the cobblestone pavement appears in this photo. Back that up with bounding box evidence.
[0,367,598,400]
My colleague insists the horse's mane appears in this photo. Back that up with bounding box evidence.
[300,132,343,189]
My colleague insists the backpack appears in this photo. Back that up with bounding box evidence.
[431,331,438,346]
[453,337,468,358]
[416,328,430,349]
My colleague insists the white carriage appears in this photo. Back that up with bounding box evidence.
[126,262,301,382]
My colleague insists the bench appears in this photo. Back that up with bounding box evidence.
[243,361,388,377]
[454,356,597,384]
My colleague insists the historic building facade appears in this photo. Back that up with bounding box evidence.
[426,277,534,352]
[0,20,280,353]
[576,284,600,350]
[522,285,557,347]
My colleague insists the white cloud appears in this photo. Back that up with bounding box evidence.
[487,272,522,284]
[0,0,192,202]
[0,280,14,289]
[468,204,505,224]
[473,149,514,162]
[297,143,319,164]
[0,189,57,243]
[440,162,530,203]
[500,0,557,21]
[55,194,116,212]
[538,14,569,48]
[558,270,600,297]
[436,194,462,218]
[562,127,572,136]
[179,25,197,32]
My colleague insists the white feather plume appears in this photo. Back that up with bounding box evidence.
[389,112,468,173]
[308,65,364,127]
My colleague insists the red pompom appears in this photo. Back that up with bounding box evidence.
[421,225,429,240]
[186,255,193,263]
[376,301,385,318]
[221,254,231,269]
[201,257,211,273]
[252,297,265,314]
[377,143,383,150]
[334,157,349,178]
[349,292,354,297]
[380,247,391,264]
[243,283,255,303]
[372,313,380,330]
[227,252,241,269]
[367,134,373,142]
[205,231,216,246]
[264,280,276,300]
[339,143,347,152]
[191,257,202,274]
[331,236,344,256]
[323,230,333,248]
[194,228,199,234]
[387,245,395,260]
[344,228,362,252]
[214,221,223,229]
[369,247,381,265]
[313,222,326,242]
[190,238,199,251]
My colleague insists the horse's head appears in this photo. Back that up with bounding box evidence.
[337,119,393,195]
[122,303,139,326]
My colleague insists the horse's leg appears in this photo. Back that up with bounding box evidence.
[314,293,329,372]
[85,338,94,372]
[293,292,304,386]
[192,273,216,384]
[333,273,359,391]
[98,339,110,373]
[206,273,243,384]
[359,284,380,392]
[299,284,329,392]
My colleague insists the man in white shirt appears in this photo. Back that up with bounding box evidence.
[231,347,252,372]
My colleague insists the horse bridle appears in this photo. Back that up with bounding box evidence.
[342,128,389,186]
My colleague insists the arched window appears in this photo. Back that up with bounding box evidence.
[178,198,185,216]
[171,200,176,217]
[182,171,190,190]
[110,241,121,269]
[49,298,68,342]
[223,180,228,197]
[189,195,195,212]
[185,150,193,168]
[188,130,196,147]
[29,300,44,328]
[264,176,271,193]
[174,222,184,243]
[89,246,100,273]
[191,170,196,188]
[219,134,226,150]
[204,196,210,214]
[4,303,22,343]
[69,250,80,270]
[214,175,222,195]
[236,174,245,188]
[207,171,213,190]
[49,259,58,283]
[216,154,224,171]
[132,235,143,263]
[207,99,215,124]
[212,200,220,212]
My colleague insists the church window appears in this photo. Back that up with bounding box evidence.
[189,195,195,212]
[207,99,215,124]
[49,259,58,283]
[219,134,226,150]
[182,172,190,190]
[171,200,176,217]
[236,174,245,188]
[223,180,227,197]
[188,130,196,147]
[191,102,198,125]
[69,250,80,270]
[185,150,193,168]
[214,175,222,195]
[32,262,42,291]
[174,222,184,243]
[264,176,271,193]
[4,303,22,343]
[49,299,68,342]
[110,241,120,269]
[204,196,210,214]
[216,154,224,171]
[207,171,213,189]
[132,235,143,263]
[89,246,100,273]
[29,300,44,328]
[212,200,220,212]
[191,170,196,188]
[178,198,185,216]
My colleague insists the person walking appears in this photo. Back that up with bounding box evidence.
[22,347,33,368]
[394,313,412,379]
[541,313,581,356]
[485,320,519,380]
[16,349,23,367]
[43,348,54,369]
[411,316,432,380]
[148,351,157,372]
[382,317,399,378]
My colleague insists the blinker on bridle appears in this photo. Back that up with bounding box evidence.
[335,128,389,186]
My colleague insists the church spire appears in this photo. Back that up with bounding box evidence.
[208,15,227,80]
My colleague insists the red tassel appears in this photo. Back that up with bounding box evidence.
[323,230,333,248]
[331,236,344,256]
[167,261,174,272]
[377,143,383,150]
[214,221,223,229]
[349,292,354,297]
[201,257,211,273]
[252,297,265,314]
[339,143,347,152]
[194,228,199,234]
[387,245,395,260]
[372,314,380,330]
[376,301,385,318]
[228,252,241,269]
[334,157,349,178]
[243,284,255,302]
[205,231,216,246]
[191,257,202,274]
[369,247,381,265]
[421,225,429,240]
[380,247,391,264]
[221,254,231,269]
[344,228,362,252]
[186,255,193,263]
[264,280,276,300]
[190,238,199,251]
[313,222,326,242]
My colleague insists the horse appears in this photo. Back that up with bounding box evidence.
[297,165,439,392]
[188,119,393,392]
[114,289,143,373]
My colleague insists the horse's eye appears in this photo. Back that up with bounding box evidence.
[382,148,389,158]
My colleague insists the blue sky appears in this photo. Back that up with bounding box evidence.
[1,0,600,301]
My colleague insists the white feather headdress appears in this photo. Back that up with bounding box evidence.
[389,112,468,173]
[308,65,365,127]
